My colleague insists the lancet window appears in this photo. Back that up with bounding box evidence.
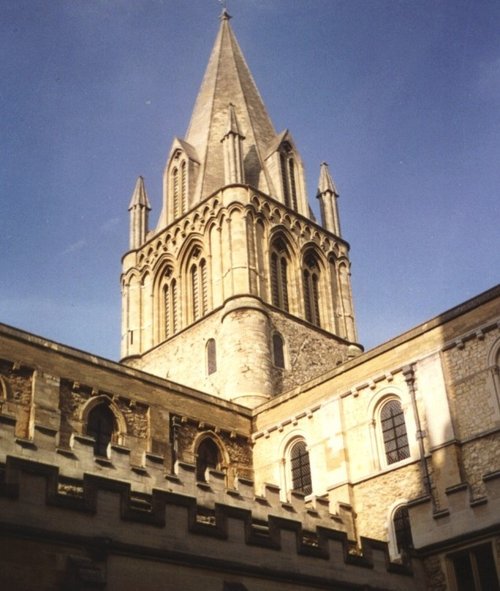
[280,143,298,210]
[189,248,208,321]
[302,251,321,326]
[206,338,217,375]
[272,333,285,368]
[270,237,290,312]
[171,152,188,220]
[161,268,178,339]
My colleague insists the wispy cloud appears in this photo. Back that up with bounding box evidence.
[62,239,86,255]
[99,217,120,234]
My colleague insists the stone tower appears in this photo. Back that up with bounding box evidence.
[121,11,361,408]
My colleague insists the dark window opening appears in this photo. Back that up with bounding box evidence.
[393,505,413,557]
[450,543,500,591]
[196,438,221,482]
[272,333,285,368]
[87,404,116,457]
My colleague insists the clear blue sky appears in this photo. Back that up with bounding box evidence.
[1,0,499,360]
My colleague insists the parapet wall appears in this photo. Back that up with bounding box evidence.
[0,415,422,591]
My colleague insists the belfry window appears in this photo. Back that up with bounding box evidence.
[162,269,178,338]
[196,437,221,482]
[279,143,298,210]
[189,248,208,322]
[171,152,188,220]
[172,167,180,219]
[290,439,312,495]
[303,251,321,326]
[270,238,289,312]
[380,399,410,464]
[86,404,116,457]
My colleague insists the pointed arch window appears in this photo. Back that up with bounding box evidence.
[270,238,289,312]
[393,505,413,557]
[172,167,180,219]
[303,251,321,326]
[280,143,298,210]
[161,268,178,338]
[380,399,410,465]
[196,437,222,482]
[329,257,341,334]
[207,338,217,375]
[189,249,208,322]
[272,333,285,368]
[289,439,312,495]
[86,404,116,457]
[181,160,188,214]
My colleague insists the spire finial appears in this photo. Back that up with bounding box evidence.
[219,0,231,20]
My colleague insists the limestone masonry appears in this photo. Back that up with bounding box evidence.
[1,10,499,591]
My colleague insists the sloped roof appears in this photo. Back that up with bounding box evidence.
[185,11,277,198]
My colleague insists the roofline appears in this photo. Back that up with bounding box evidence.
[0,321,252,417]
[253,283,500,415]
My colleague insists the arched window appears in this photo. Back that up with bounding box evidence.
[270,238,289,312]
[172,167,180,219]
[272,333,285,368]
[280,143,298,210]
[303,251,321,326]
[329,257,341,334]
[380,399,410,465]
[207,338,217,375]
[189,248,208,322]
[181,160,188,214]
[161,268,178,338]
[290,439,312,495]
[86,404,116,457]
[393,505,413,557]
[196,437,221,482]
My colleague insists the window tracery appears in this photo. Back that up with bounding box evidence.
[270,237,290,312]
[302,251,321,326]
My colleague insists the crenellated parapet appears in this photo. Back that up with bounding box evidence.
[0,437,421,590]
[407,470,500,551]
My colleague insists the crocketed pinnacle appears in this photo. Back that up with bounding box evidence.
[317,162,339,196]
[128,176,151,210]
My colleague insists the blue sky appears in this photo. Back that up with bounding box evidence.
[1,0,499,361]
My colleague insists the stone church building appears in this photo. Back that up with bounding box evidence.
[1,11,499,591]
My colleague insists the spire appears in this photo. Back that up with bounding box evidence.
[318,161,338,196]
[128,176,151,249]
[316,162,341,236]
[185,12,276,199]
[128,176,151,211]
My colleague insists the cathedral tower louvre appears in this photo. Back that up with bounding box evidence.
[121,10,361,408]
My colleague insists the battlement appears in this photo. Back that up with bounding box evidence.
[408,470,500,550]
[0,415,421,590]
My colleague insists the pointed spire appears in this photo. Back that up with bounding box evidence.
[184,12,276,200]
[128,176,151,249]
[316,163,341,236]
[223,102,243,138]
[128,176,151,211]
[317,162,338,196]
[221,103,245,184]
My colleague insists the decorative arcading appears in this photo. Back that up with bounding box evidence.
[0,414,413,581]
